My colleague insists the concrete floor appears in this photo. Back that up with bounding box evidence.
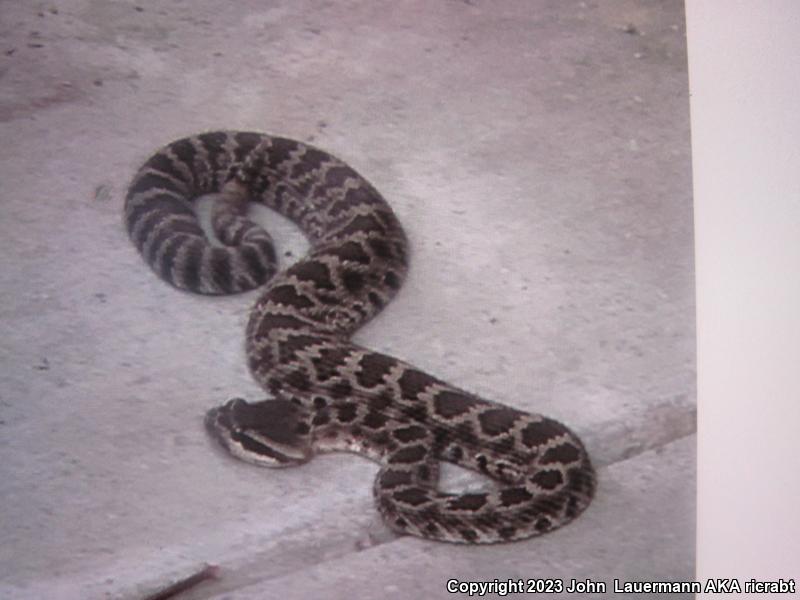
[0,1,694,598]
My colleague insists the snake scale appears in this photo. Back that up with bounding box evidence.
[124,131,595,543]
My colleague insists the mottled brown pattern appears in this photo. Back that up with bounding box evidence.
[126,131,595,544]
[477,407,524,436]
[433,391,476,418]
[448,494,488,511]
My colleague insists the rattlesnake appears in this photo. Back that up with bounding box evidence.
[124,131,595,543]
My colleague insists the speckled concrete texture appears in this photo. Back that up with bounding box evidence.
[222,435,696,600]
[0,1,694,598]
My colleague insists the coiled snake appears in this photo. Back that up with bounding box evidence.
[124,131,595,543]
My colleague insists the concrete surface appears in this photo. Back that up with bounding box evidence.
[0,1,694,598]
[222,435,697,600]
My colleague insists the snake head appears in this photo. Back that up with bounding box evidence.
[205,398,312,467]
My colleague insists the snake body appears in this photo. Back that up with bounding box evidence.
[124,131,595,543]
